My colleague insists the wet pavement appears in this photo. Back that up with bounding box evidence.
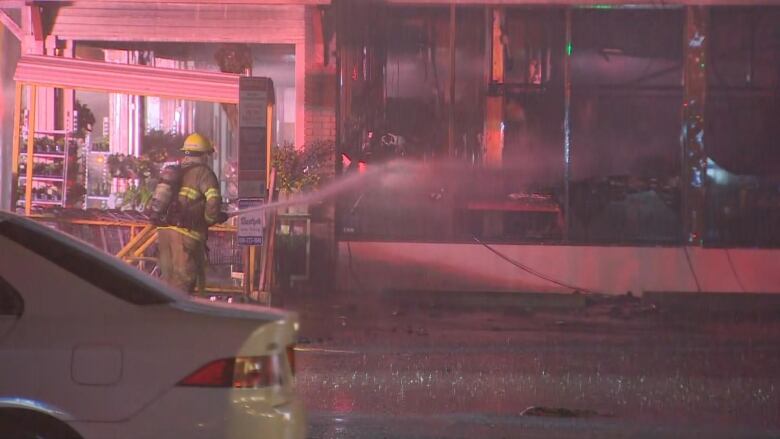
[283,291,780,438]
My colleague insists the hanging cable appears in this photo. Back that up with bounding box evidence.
[725,248,747,293]
[472,236,594,294]
[682,246,702,293]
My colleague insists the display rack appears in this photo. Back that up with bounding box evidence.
[16,129,72,209]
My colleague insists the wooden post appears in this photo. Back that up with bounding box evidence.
[24,85,37,216]
[11,83,22,208]
[267,100,274,182]
[682,6,708,245]
[259,168,277,299]
[244,100,278,300]
[260,212,277,301]
[484,8,504,166]
[248,246,257,294]
[243,247,251,295]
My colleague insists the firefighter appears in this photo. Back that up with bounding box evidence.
[155,133,226,293]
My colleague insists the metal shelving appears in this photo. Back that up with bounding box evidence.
[19,176,66,183]
[16,129,73,209]
[19,152,67,159]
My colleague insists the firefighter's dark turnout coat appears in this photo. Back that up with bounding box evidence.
[157,156,222,293]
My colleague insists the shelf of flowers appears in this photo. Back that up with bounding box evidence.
[18,159,66,180]
[16,134,80,209]
[16,183,65,204]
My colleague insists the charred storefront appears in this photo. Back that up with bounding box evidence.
[334,1,780,250]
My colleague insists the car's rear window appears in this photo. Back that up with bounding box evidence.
[0,219,172,306]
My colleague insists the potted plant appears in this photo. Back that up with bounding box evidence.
[118,183,154,211]
[214,44,252,130]
[109,143,167,211]
[67,154,86,208]
[142,129,185,162]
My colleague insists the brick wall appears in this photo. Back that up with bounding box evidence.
[304,73,336,142]
[301,5,338,290]
[303,6,337,145]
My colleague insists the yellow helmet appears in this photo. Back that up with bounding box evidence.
[181,133,214,153]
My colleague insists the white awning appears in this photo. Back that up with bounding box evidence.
[14,55,240,104]
[47,2,307,44]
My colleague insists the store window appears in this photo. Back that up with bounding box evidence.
[705,7,780,247]
[490,8,566,242]
[450,8,566,244]
[70,90,234,210]
[67,42,295,210]
[569,8,684,244]
[340,6,488,242]
[384,7,452,160]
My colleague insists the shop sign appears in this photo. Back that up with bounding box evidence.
[239,85,267,128]
[237,198,265,246]
[238,76,272,199]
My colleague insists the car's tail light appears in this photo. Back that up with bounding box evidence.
[178,356,285,388]
[233,356,282,388]
[286,344,296,376]
[178,358,234,387]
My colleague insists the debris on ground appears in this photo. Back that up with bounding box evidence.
[520,406,599,418]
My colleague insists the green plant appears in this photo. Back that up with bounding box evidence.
[107,152,164,180]
[118,183,154,211]
[107,154,137,178]
[272,141,335,194]
[142,129,185,161]
[67,154,86,207]
[67,184,86,206]
[106,133,178,211]
[75,101,96,139]
[33,136,58,153]
[214,44,252,74]
[120,185,139,210]
[214,44,251,129]
[139,184,154,207]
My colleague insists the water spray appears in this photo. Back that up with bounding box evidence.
[226,159,418,218]
[224,157,590,294]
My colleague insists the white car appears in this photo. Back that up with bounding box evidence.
[0,212,305,439]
